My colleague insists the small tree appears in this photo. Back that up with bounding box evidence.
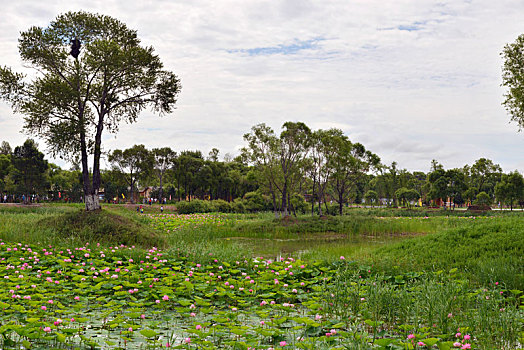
[364,190,378,207]
[474,191,492,206]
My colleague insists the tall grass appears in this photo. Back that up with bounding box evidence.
[368,216,524,289]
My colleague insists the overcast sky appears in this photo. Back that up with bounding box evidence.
[1,0,523,173]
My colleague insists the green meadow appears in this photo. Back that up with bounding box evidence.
[0,204,521,349]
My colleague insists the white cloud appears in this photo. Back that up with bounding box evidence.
[0,0,523,173]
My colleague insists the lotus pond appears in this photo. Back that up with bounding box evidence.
[0,238,521,350]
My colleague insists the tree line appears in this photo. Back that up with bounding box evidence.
[1,122,523,212]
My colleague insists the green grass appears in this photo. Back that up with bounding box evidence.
[0,205,165,249]
[367,216,524,289]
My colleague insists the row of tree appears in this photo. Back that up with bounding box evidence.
[1,121,523,212]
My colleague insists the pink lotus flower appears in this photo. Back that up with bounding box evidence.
[279,341,287,346]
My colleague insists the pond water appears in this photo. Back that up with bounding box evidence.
[224,233,418,258]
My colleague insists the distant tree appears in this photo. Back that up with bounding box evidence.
[463,187,478,205]
[495,171,524,210]
[242,124,281,217]
[108,145,153,203]
[308,129,343,216]
[0,141,12,155]
[470,158,502,194]
[474,191,492,206]
[47,163,82,201]
[0,154,12,193]
[330,140,380,215]
[208,148,220,162]
[364,190,378,207]
[174,150,204,201]
[274,122,311,216]
[502,34,524,130]
[152,147,176,202]
[0,12,180,211]
[11,139,49,202]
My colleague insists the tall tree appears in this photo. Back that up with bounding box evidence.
[0,11,180,211]
[330,139,380,215]
[495,171,524,210]
[152,147,176,202]
[308,129,344,215]
[470,158,502,194]
[274,122,311,216]
[11,139,49,202]
[242,124,280,217]
[108,145,153,203]
[502,34,524,130]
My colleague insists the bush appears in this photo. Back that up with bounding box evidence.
[243,191,267,212]
[212,199,232,213]
[176,199,214,214]
[231,199,246,213]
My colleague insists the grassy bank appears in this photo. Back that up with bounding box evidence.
[0,205,164,249]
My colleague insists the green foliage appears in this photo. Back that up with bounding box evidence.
[41,209,165,248]
[11,139,49,198]
[372,217,524,289]
[502,34,524,130]
[474,191,491,206]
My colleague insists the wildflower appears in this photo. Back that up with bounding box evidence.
[196,325,202,330]
[461,344,471,350]
[417,342,426,346]
[408,334,416,340]
[340,256,345,260]
[43,326,51,332]
[463,334,470,340]
[184,337,191,343]
[162,295,169,301]
[279,341,287,346]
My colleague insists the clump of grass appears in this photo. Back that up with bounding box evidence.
[40,209,166,248]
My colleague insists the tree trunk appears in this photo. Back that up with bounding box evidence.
[269,181,279,218]
[311,177,316,216]
[85,193,100,211]
[158,172,163,202]
[281,183,288,217]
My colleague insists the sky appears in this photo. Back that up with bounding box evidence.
[0,0,523,173]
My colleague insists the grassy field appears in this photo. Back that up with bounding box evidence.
[0,204,521,349]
